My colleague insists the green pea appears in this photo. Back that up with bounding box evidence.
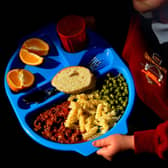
[115,100,119,104]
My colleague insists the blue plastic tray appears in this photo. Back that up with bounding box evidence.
[4,23,135,156]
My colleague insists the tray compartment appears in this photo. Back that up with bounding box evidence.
[25,93,69,138]
[80,48,114,74]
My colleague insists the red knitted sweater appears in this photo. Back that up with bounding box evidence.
[122,14,168,159]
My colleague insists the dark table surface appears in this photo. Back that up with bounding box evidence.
[1,2,167,166]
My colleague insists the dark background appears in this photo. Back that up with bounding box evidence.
[0,1,166,166]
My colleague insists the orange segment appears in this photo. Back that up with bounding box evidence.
[8,70,21,88]
[21,69,35,87]
[7,69,35,92]
[19,48,44,66]
[22,38,49,56]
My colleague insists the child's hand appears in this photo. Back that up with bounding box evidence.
[92,134,135,161]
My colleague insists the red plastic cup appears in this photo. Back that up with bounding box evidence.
[56,15,87,53]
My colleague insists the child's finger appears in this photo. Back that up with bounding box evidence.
[96,147,112,161]
[96,146,108,155]
[92,138,109,147]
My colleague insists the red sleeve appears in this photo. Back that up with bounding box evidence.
[134,121,168,159]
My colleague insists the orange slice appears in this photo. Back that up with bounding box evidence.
[7,69,35,92]
[19,48,44,66]
[22,38,49,56]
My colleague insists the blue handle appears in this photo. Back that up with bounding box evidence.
[74,141,98,156]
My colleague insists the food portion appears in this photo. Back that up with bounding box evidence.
[22,38,50,56]
[7,69,35,92]
[6,37,50,92]
[33,101,83,143]
[51,66,96,94]
[33,72,128,143]
[19,48,44,66]
[19,38,50,66]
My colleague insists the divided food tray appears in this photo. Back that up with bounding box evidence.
[4,23,135,156]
